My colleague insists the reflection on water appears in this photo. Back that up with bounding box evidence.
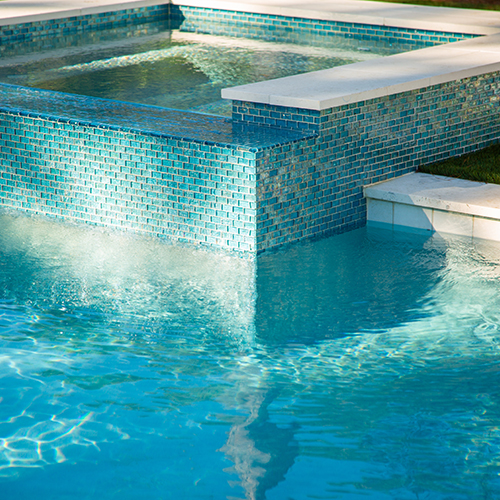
[1,212,500,499]
[219,387,299,500]
[255,228,446,344]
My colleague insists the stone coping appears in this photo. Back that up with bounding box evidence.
[221,34,500,110]
[364,172,500,220]
[178,0,500,36]
[0,0,167,26]
[1,0,500,112]
[3,0,498,35]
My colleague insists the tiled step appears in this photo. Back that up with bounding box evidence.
[364,172,500,241]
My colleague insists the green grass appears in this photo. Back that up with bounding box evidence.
[366,0,500,10]
[418,144,500,184]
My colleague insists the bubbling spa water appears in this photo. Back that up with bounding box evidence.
[0,29,391,116]
[1,212,500,499]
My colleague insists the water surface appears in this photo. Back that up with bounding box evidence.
[1,213,500,499]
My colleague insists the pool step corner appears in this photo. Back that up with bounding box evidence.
[364,172,500,241]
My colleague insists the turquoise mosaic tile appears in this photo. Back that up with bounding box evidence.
[0,84,312,252]
[175,6,477,53]
[0,85,308,150]
[0,6,182,58]
[233,102,321,134]
[0,4,170,45]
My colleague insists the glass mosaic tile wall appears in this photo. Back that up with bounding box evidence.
[0,4,172,57]
[0,3,498,253]
[0,84,310,252]
[172,5,476,52]
[243,73,500,250]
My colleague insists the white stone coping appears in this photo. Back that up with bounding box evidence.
[0,0,167,26]
[1,0,500,112]
[178,0,500,36]
[221,35,500,110]
[364,172,500,220]
[2,0,499,34]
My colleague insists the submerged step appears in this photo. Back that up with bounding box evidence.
[364,172,500,241]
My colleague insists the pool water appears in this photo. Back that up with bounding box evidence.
[1,212,500,499]
[0,30,391,116]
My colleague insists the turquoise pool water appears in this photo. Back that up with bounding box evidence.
[0,29,395,116]
[1,212,500,499]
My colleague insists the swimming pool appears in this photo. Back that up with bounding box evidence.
[1,213,500,499]
[1,2,500,499]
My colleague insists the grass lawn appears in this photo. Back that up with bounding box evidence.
[418,144,500,183]
[367,0,500,10]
